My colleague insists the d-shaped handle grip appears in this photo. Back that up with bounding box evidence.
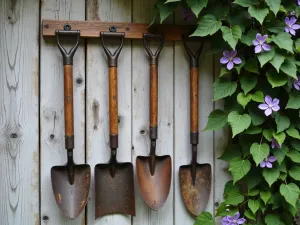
[143,33,165,65]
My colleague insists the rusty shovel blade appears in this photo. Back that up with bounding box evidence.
[136,155,171,210]
[94,162,135,218]
[51,165,91,220]
[179,163,211,216]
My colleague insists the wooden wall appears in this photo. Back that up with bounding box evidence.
[0,0,229,225]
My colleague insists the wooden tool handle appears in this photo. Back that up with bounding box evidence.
[190,67,198,133]
[150,64,158,128]
[109,67,118,136]
[64,65,74,149]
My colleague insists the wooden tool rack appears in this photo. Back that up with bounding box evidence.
[42,20,196,40]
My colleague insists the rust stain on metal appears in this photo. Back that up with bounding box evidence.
[56,193,62,204]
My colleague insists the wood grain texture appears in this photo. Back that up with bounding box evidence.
[190,67,199,133]
[132,0,174,224]
[42,20,195,41]
[64,65,74,137]
[86,0,132,224]
[150,65,158,128]
[0,0,39,224]
[40,0,86,224]
[109,67,118,136]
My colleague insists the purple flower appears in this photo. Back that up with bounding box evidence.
[271,138,281,149]
[298,0,300,6]
[253,33,271,53]
[221,212,246,225]
[260,155,276,168]
[293,76,300,90]
[291,11,296,16]
[285,17,300,35]
[258,95,280,116]
[220,50,242,70]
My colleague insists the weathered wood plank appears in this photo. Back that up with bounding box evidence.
[174,7,214,222]
[213,55,231,224]
[0,0,39,225]
[132,0,174,224]
[40,0,86,224]
[86,0,132,224]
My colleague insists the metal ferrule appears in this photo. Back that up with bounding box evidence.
[110,135,118,149]
[190,132,199,145]
[149,126,158,140]
[56,30,80,65]
[65,135,74,150]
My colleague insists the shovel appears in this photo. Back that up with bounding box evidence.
[136,34,172,210]
[179,37,212,216]
[95,32,135,218]
[51,30,91,220]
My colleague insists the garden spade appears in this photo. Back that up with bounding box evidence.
[51,30,91,220]
[95,32,135,218]
[136,33,172,210]
[179,37,212,216]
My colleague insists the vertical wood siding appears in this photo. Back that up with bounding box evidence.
[0,1,229,225]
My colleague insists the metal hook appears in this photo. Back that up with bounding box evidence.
[56,30,80,65]
[101,32,125,67]
[143,33,165,65]
[183,35,204,67]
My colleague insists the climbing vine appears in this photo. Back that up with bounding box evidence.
[154,0,300,224]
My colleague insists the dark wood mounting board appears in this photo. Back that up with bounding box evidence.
[42,20,196,41]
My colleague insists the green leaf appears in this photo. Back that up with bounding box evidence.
[249,106,265,126]
[265,0,281,16]
[219,67,231,77]
[291,140,300,151]
[235,60,245,74]
[213,78,238,100]
[263,167,280,187]
[194,212,215,225]
[157,0,177,23]
[267,20,286,34]
[280,183,300,207]
[250,143,270,166]
[266,71,287,88]
[204,109,228,131]
[221,25,242,49]
[265,214,281,225]
[228,111,251,137]
[219,144,241,162]
[287,150,300,163]
[237,93,252,109]
[280,60,297,79]
[263,129,274,141]
[248,199,260,214]
[257,48,276,67]
[273,132,286,146]
[248,6,269,24]
[241,75,257,95]
[244,58,259,74]
[241,29,257,46]
[252,91,264,103]
[244,210,256,220]
[273,146,288,165]
[273,32,294,53]
[233,0,259,7]
[192,15,222,37]
[286,92,300,109]
[275,114,290,133]
[248,188,260,196]
[229,157,251,183]
[289,166,300,181]
[186,0,208,16]
[244,125,262,134]
[225,187,245,205]
[286,128,300,139]
[270,52,285,72]
[295,39,300,53]
[260,191,271,204]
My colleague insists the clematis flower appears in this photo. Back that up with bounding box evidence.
[220,50,242,70]
[221,212,246,225]
[285,17,300,35]
[258,96,280,116]
[293,76,300,90]
[271,138,281,149]
[298,0,300,6]
[253,33,271,53]
[260,155,276,168]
